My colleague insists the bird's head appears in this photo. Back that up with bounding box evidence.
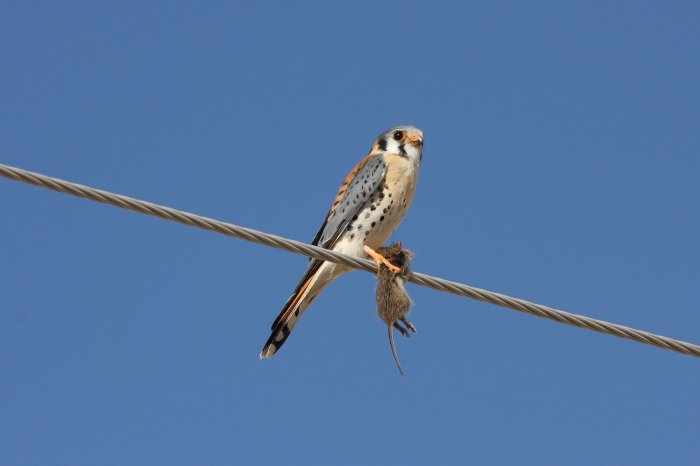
[374,125,423,163]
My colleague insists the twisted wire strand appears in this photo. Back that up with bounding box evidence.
[2,163,698,358]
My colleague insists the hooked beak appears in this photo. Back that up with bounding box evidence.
[408,132,423,147]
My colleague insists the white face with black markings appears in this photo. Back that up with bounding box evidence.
[375,125,424,163]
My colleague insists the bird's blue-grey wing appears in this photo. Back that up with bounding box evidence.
[311,152,387,249]
[268,153,387,333]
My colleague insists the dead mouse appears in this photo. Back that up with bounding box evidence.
[364,242,416,375]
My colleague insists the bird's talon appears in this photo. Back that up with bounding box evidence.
[376,255,401,274]
[364,245,400,274]
[385,261,401,273]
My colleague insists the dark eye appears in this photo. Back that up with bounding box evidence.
[393,131,405,141]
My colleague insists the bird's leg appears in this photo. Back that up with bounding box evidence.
[393,321,411,337]
[400,317,417,334]
[363,245,401,274]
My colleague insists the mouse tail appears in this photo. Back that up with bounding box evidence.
[388,324,404,376]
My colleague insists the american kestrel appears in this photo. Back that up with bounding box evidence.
[260,125,424,358]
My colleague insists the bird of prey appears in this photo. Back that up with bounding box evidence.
[260,126,424,358]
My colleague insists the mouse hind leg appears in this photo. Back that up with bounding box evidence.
[393,321,411,337]
[400,317,417,334]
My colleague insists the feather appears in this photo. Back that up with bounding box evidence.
[261,152,388,357]
[311,153,387,249]
[260,262,329,358]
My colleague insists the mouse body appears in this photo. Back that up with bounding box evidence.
[370,242,416,375]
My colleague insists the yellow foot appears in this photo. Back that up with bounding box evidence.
[363,245,401,274]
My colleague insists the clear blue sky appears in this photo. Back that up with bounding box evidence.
[1,1,698,464]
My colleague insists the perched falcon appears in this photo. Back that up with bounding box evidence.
[260,125,424,358]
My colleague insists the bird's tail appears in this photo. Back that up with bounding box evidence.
[260,261,329,358]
